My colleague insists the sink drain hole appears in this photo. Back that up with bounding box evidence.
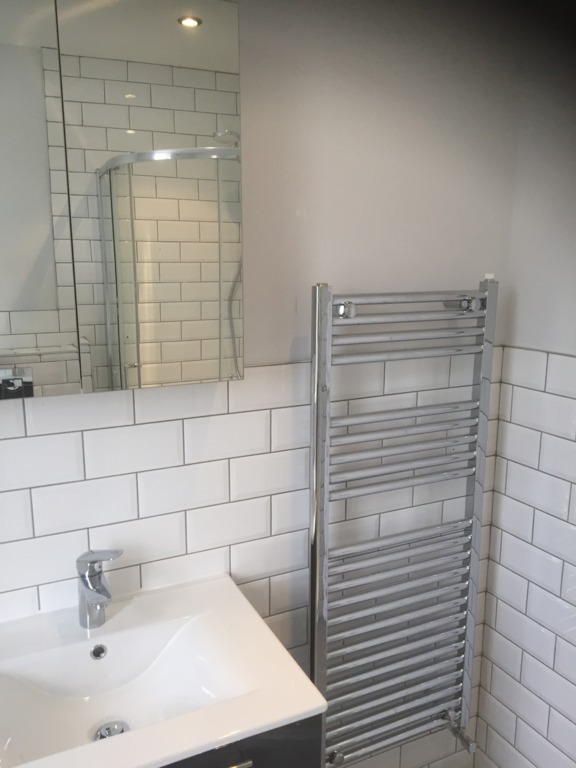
[90,644,107,660]
[95,721,130,740]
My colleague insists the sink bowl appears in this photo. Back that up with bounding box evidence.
[0,575,326,768]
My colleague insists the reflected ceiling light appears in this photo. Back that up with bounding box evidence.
[124,93,137,99]
[126,130,136,134]
[178,16,202,28]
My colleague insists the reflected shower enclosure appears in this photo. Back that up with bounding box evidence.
[97,147,243,389]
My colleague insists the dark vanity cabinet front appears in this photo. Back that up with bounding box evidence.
[167,715,323,768]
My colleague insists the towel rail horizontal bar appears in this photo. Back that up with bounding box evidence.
[329,520,472,560]
[328,537,471,576]
[327,696,462,752]
[330,435,477,466]
[331,419,478,447]
[333,345,483,365]
[328,568,469,611]
[327,644,465,695]
[330,467,475,501]
[328,598,468,644]
[327,612,467,661]
[332,328,484,345]
[326,672,462,738]
[328,584,467,627]
[333,310,485,325]
[327,627,466,677]
[330,451,476,484]
[329,718,449,764]
[327,551,470,594]
[332,291,485,305]
[331,400,479,429]
[329,658,463,707]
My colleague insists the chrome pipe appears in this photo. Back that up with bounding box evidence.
[329,450,476,484]
[329,519,472,559]
[330,419,478,447]
[331,400,479,428]
[333,310,486,325]
[328,567,470,610]
[331,327,484,345]
[332,291,485,304]
[333,345,483,365]
[329,467,475,501]
[329,434,477,465]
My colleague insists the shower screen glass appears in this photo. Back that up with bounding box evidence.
[97,148,243,389]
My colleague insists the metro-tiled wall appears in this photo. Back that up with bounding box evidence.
[476,348,576,768]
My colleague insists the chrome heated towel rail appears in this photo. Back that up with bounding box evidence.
[310,281,498,765]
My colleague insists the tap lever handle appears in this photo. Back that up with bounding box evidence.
[76,549,123,576]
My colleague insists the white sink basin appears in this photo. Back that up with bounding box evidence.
[0,575,326,768]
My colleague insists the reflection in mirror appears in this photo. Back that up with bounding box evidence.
[57,0,243,390]
[0,0,81,398]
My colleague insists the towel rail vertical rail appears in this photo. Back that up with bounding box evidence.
[310,280,498,766]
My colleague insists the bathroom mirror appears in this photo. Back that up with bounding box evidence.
[57,0,243,391]
[0,0,242,401]
[0,0,82,398]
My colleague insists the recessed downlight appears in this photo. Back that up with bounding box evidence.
[178,16,202,28]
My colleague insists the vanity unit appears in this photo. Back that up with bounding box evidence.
[0,575,326,768]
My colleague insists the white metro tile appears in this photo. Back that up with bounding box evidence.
[478,689,517,744]
[187,497,270,551]
[486,728,535,768]
[230,448,308,501]
[0,433,84,492]
[540,434,576,483]
[487,561,528,611]
[527,584,576,647]
[270,569,309,614]
[491,493,533,542]
[516,720,575,768]
[134,380,227,422]
[491,666,549,735]
[84,420,183,477]
[271,489,310,535]
[399,727,456,768]
[505,462,570,520]
[549,711,576,763]
[511,387,576,440]
[32,475,138,535]
[522,654,576,725]
[0,588,39,623]
[332,362,384,400]
[502,348,547,390]
[495,601,555,665]
[0,401,25,438]
[499,383,513,421]
[89,513,186,568]
[533,511,576,567]
[547,354,576,399]
[330,516,379,549]
[497,422,540,468]
[184,411,269,464]
[238,579,270,617]
[346,487,413,520]
[500,532,563,594]
[0,490,33,542]
[561,563,576,606]
[555,638,576,685]
[0,530,87,592]
[265,607,307,649]
[25,390,134,434]
[229,364,309,411]
[481,626,522,679]
[138,460,229,517]
[271,405,310,452]
[385,356,450,395]
[231,530,308,583]
[141,548,229,591]
[379,502,442,537]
